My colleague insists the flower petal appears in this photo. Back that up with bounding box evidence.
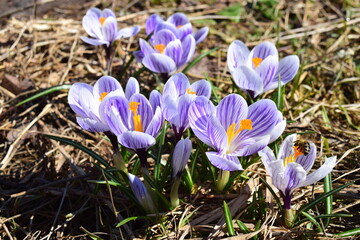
[163,72,190,97]
[258,146,279,174]
[274,55,300,84]
[154,22,179,38]
[101,9,116,18]
[167,13,189,27]
[227,40,250,74]
[179,34,196,67]
[143,53,176,74]
[145,107,163,137]
[231,135,270,156]
[232,66,263,97]
[125,77,139,99]
[248,41,278,67]
[172,137,192,177]
[133,50,145,62]
[93,76,123,100]
[118,131,156,150]
[215,94,248,131]
[177,94,195,131]
[149,90,162,111]
[129,94,154,131]
[278,134,297,161]
[283,162,307,195]
[117,26,141,39]
[190,79,211,98]
[146,14,163,35]
[164,39,183,66]
[128,173,156,212]
[299,156,337,188]
[82,13,102,39]
[256,55,279,91]
[206,152,243,171]
[139,38,156,57]
[68,83,94,118]
[153,29,176,46]
[177,23,192,40]
[207,115,227,152]
[194,27,209,44]
[80,36,108,46]
[268,119,286,143]
[101,16,118,44]
[76,117,109,132]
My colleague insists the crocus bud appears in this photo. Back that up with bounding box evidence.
[128,173,156,213]
[172,138,192,179]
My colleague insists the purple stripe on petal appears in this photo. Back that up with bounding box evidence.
[227,40,250,74]
[153,29,177,46]
[164,72,190,97]
[179,35,196,67]
[207,115,227,152]
[268,119,286,143]
[194,27,209,44]
[68,83,94,118]
[258,146,278,173]
[177,23,192,40]
[77,117,109,132]
[190,79,211,98]
[167,13,189,27]
[118,131,156,150]
[164,39,183,66]
[283,162,307,195]
[154,22,179,38]
[295,142,316,173]
[125,77,139,99]
[101,16,118,44]
[232,66,264,97]
[145,107,163,137]
[278,134,297,161]
[276,55,300,84]
[133,50,145,62]
[162,95,179,125]
[129,94,154,131]
[231,135,269,156]
[93,76,123,100]
[177,94,195,131]
[80,36,108,46]
[248,41,278,65]
[256,55,279,90]
[88,8,101,18]
[143,53,176,74]
[82,14,102,39]
[146,14,163,35]
[117,26,141,39]
[101,9,116,18]
[149,90,162,111]
[216,94,248,131]
[206,152,243,171]
[139,39,156,57]
[172,137,192,177]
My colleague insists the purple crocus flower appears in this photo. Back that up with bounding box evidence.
[99,82,163,151]
[128,173,156,213]
[68,76,124,132]
[162,73,211,140]
[134,13,209,74]
[188,94,286,171]
[81,8,140,47]
[259,134,337,210]
[172,137,192,178]
[227,40,300,98]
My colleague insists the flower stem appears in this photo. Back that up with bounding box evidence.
[170,178,181,208]
[284,208,296,228]
[104,44,114,75]
[216,170,230,192]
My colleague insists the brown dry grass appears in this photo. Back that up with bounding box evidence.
[0,0,359,239]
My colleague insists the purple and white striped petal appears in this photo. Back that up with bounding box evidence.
[177,23,193,40]
[268,119,286,143]
[142,53,177,74]
[189,79,211,98]
[149,90,162,111]
[68,83,94,118]
[247,41,278,67]
[194,27,209,44]
[146,14,163,35]
[133,50,145,62]
[256,55,279,89]
[164,39,183,66]
[154,22,179,39]
[125,77,139,99]
[153,29,177,46]
[77,117,109,132]
[283,162,307,195]
[299,156,337,187]
[231,135,270,157]
[101,9,116,18]
[227,40,250,74]
[93,76,123,100]
[167,13,189,27]
[164,72,190,97]
[101,16,118,44]
[179,34,196,67]
[295,142,316,173]
[177,94,195,131]
[258,146,281,174]
[278,134,297,161]
[128,173,156,212]
[206,152,242,171]
[172,137,192,178]
[207,115,227,152]
[275,55,300,84]
[117,26,141,39]
[82,12,102,39]
[215,94,248,131]
[145,107,163,137]
[80,36,108,46]
[232,66,263,97]
[118,131,156,150]
[139,38,156,57]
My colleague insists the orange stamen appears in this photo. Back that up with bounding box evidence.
[177,25,183,29]
[226,119,253,146]
[99,17,106,25]
[99,92,108,101]
[186,88,196,95]
[284,146,305,167]
[252,57,263,68]
[128,102,143,132]
[293,145,304,159]
[155,44,166,54]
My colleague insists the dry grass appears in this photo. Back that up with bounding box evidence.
[0,0,359,239]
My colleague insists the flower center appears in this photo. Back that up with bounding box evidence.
[226,119,252,149]
[186,88,196,95]
[155,44,166,54]
[99,92,108,101]
[252,57,263,68]
[99,17,106,25]
[284,146,304,167]
[128,101,143,132]
[177,25,183,29]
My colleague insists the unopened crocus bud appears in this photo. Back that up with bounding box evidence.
[128,173,156,213]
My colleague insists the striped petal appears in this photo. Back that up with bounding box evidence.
[143,53,176,74]
[206,152,242,171]
[118,131,156,150]
[232,66,263,98]
[227,40,250,74]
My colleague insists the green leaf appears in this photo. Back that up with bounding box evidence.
[260,178,283,211]
[16,84,72,106]
[223,201,235,236]
[182,47,219,74]
[80,227,105,240]
[301,212,324,233]
[323,173,333,228]
[236,220,250,234]
[115,216,150,228]
[217,3,242,22]
[295,213,352,226]
[335,227,360,237]
[298,182,353,214]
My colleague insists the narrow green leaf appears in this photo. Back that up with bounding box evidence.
[260,178,283,211]
[16,84,71,106]
[253,220,262,240]
[182,47,219,74]
[298,182,353,214]
[116,216,150,228]
[223,201,235,236]
[321,105,331,128]
[154,122,168,184]
[335,227,360,237]
[236,220,250,234]
[80,227,105,240]
[301,212,324,233]
[295,213,352,226]
[323,172,333,228]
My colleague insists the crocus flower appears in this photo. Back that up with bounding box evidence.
[68,76,124,132]
[128,173,156,213]
[258,134,337,210]
[188,94,286,171]
[145,13,208,44]
[81,8,140,47]
[227,40,300,98]
[162,73,211,140]
[134,13,208,74]
[99,84,163,151]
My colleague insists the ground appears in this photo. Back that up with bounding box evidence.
[0,0,359,239]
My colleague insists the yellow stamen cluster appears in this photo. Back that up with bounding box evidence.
[99,92,108,101]
[99,17,106,25]
[226,119,253,146]
[128,101,143,132]
[252,57,263,68]
[155,44,166,54]
[186,88,196,95]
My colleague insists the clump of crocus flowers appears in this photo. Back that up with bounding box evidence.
[65,8,339,231]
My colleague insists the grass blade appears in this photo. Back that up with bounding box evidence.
[223,201,235,236]
[236,220,250,234]
[335,227,360,237]
[116,216,150,227]
[301,212,324,233]
[182,47,219,74]
[16,84,71,106]
[295,213,352,226]
[323,172,333,228]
